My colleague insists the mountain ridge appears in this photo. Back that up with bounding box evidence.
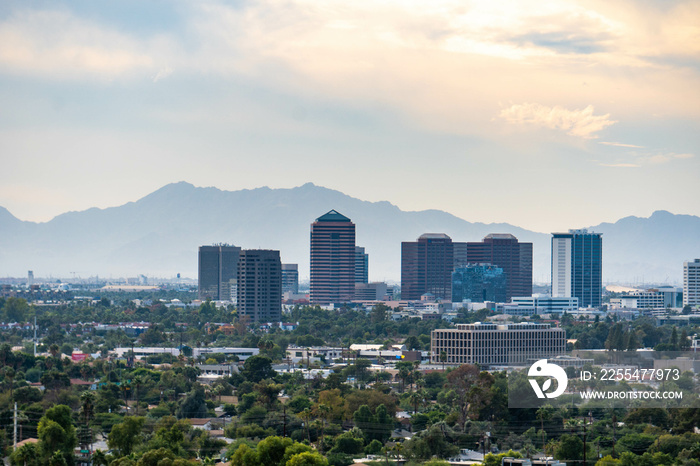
[0,182,697,284]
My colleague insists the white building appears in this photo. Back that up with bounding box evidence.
[503,295,579,315]
[431,322,566,367]
[610,286,682,310]
[684,259,700,306]
[285,345,345,364]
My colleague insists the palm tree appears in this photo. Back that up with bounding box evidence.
[80,391,96,456]
[4,366,15,399]
[408,391,423,415]
[91,450,108,466]
[12,442,38,466]
[536,404,553,451]
[521,442,537,460]
[49,344,60,359]
[439,351,447,372]
[300,408,313,444]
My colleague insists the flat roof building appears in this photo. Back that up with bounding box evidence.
[237,249,282,322]
[552,229,602,308]
[431,322,566,366]
[466,234,533,301]
[401,233,454,301]
[684,259,700,306]
[282,264,299,294]
[198,244,240,301]
[355,246,369,284]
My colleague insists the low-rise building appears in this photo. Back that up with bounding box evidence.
[431,322,566,367]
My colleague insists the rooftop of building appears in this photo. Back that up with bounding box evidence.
[552,228,602,236]
[484,233,517,240]
[418,233,451,240]
[315,209,351,222]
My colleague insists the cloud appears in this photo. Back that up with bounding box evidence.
[599,163,640,168]
[153,67,173,83]
[599,141,644,148]
[499,103,617,138]
[0,9,166,79]
[646,152,695,164]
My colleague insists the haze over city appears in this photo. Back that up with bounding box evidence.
[1,0,699,233]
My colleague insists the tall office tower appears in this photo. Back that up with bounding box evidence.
[452,264,507,303]
[281,264,299,294]
[453,242,469,268]
[310,210,356,305]
[401,233,454,301]
[198,244,241,300]
[683,259,700,306]
[355,246,369,284]
[237,249,282,322]
[551,229,603,308]
[466,234,532,301]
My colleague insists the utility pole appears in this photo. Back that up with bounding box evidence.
[583,423,587,466]
[34,316,37,357]
[283,404,287,438]
[14,402,18,448]
[612,413,617,457]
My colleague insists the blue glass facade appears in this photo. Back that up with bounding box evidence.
[452,264,507,303]
[571,232,603,307]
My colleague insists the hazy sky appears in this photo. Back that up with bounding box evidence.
[1,0,698,233]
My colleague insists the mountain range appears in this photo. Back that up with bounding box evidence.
[0,182,698,285]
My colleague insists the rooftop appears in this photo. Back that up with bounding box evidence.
[418,233,451,240]
[484,233,517,240]
[315,209,351,222]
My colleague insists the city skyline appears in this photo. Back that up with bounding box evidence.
[0,1,698,233]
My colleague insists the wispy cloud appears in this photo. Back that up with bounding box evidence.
[599,163,640,168]
[499,103,616,138]
[599,141,644,148]
[646,152,695,164]
[0,10,167,79]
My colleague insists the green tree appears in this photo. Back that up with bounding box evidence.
[285,451,328,466]
[370,304,389,324]
[108,416,145,457]
[10,442,40,466]
[403,423,460,460]
[38,405,77,465]
[241,356,275,383]
[554,434,584,461]
[256,436,293,466]
[177,385,208,418]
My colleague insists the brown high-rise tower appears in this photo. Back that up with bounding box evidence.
[466,233,532,301]
[310,210,356,305]
[401,233,454,301]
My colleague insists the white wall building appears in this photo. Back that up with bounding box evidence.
[684,259,700,306]
[431,322,566,366]
[505,295,579,315]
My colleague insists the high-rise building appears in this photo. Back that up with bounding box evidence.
[452,264,507,303]
[355,246,369,284]
[198,244,241,300]
[237,249,282,322]
[310,210,356,305]
[466,234,532,301]
[281,264,299,294]
[551,229,602,308]
[401,233,454,301]
[683,259,700,306]
[453,242,469,269]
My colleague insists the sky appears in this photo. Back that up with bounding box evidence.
[0,0,698,233]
